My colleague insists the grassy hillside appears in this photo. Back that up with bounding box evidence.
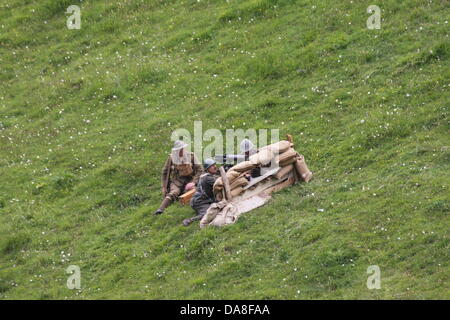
[0,0,448,299]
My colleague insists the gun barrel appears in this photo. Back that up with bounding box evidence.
[214,154,245,163]
[214,155,227,163]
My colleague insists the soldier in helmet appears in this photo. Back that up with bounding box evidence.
[153,140,202,215]
[240,138,261,178]
[240,138,257,160]
[182,158,219,226]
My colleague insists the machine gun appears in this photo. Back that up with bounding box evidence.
[214,154,246,172]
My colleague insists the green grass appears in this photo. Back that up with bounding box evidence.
[0,0,449,299]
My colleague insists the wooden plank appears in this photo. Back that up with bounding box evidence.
[163,155,172,199]
[220,166,232,201]
[233,176,288,202]
[179,188,196,205]
[243,167,280,190]
[274,164,294,179]
[233,171,297,213]
[265,175,296,194]
[236,193,271,215]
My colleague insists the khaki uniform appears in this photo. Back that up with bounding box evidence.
[199,200,240,228]
[161,152,202,201]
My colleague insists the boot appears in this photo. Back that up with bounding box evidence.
[153,197,172,215]
[182,213,203,226]
[182,218,193,227]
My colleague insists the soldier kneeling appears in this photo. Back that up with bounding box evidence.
[183,158,219,226]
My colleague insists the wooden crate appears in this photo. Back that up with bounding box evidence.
[179,188,196,205]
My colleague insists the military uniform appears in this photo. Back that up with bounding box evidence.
[161,152,202,201]
[189,172,219,221]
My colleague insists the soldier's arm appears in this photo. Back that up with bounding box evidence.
[206,174,220,201]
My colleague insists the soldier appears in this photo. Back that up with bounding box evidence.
[240,138,261,178]
[240,138,257,160]
[153,140,202,215]
[182,158,219,226]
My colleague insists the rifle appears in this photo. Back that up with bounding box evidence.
[214,154,246,172]
[163,155,172,198]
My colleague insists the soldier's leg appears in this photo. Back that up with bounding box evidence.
[154,182,182,215]
[183,202,211,226]
[191,202,210,220]
[153,196,172,215]
[167,182,183,201]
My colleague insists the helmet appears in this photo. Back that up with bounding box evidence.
[240,139,255,153]
[203,158,216,170]
[172,140,188,151]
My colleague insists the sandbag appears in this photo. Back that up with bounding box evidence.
[230,186,244,197]
[229,176,248,190]
[294,154,313,182]
[258,140,291,155]
[274,164,294,179]
[231,160,256,172]
[213,177,223,192]
[276,148,297,164]
[213,187,223,197]
[279,156,298,167]
[226,169,241,183]
[200,200,239,228]
[213,188,223,201]
[213,170,240,192]
[249,148,273,166]
[274,140,292,154]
